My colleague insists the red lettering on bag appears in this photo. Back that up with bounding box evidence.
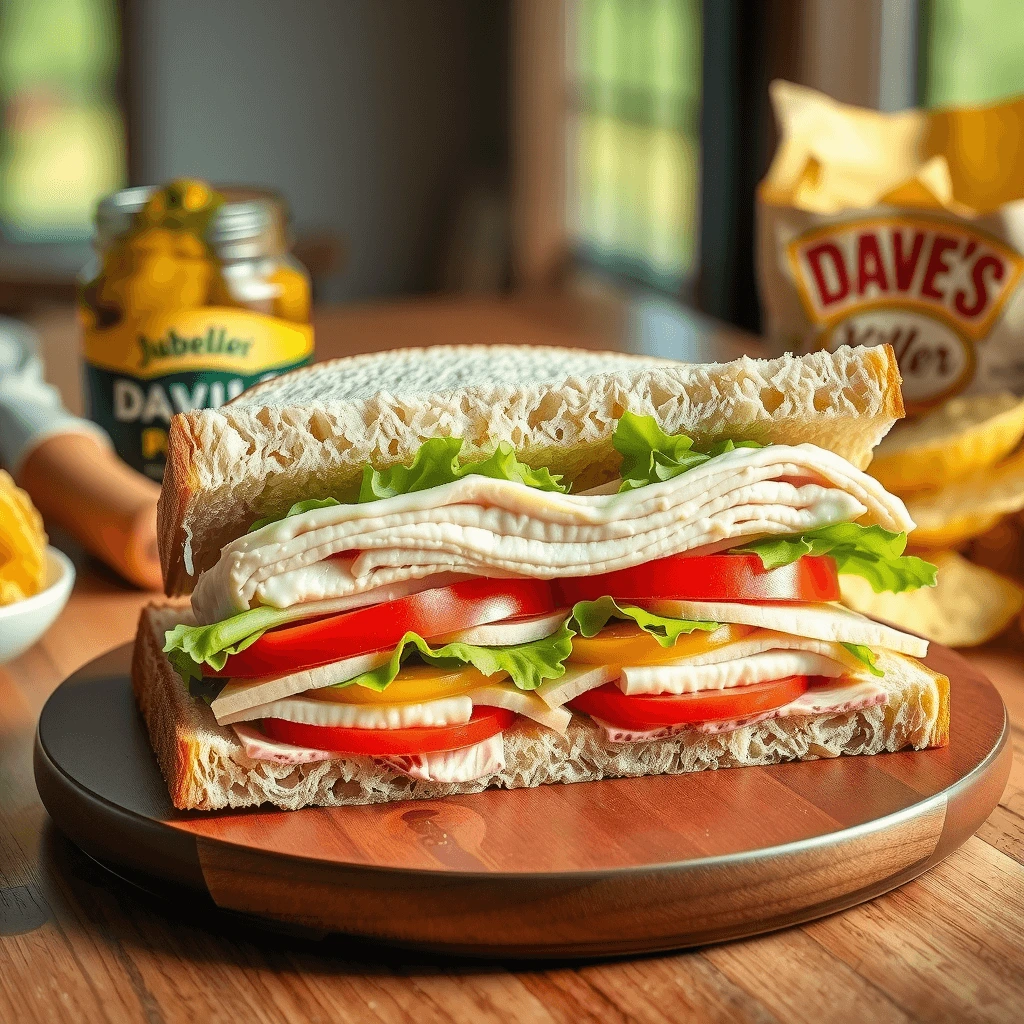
[789,218,1022,336]
[921,235,959,300]
[806,242,849,307]
[856,233,889,294]
[893,230,925,292]
[955,254,1005,318]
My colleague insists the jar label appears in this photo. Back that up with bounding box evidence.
[83,306,313,480]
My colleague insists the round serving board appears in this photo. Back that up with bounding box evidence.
[34,642,1010,958]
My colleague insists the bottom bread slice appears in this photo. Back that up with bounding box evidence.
[132,604,951,812]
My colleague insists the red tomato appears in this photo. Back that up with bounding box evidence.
[262,706,515,756]
[217,578,554,678]
[552,554,839,605]
[568,675,809,730]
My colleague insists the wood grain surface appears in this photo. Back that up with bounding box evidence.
[32,640,1008,957]
[3,300,1024,1022]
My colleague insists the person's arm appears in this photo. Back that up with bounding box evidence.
[0,319,162,590]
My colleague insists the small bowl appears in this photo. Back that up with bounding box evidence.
[0,547,76,664]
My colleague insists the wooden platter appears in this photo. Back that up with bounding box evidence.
[34,641,1010,958]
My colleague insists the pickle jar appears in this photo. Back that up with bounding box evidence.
[79,181,314,480]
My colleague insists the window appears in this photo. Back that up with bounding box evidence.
[567,0,701,294]
[0,0,126,242]
[920,0,1024,107]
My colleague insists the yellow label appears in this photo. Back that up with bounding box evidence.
[83,306,313,379]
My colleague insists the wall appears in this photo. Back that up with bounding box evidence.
[793,0,917,113]
[132,0,506,302]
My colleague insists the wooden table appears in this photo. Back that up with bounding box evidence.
[3,298,1024,1023]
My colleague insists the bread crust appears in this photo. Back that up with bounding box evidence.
[133,604,949,812]
[158,344,904,595]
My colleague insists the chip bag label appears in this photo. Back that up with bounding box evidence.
[759,81,1024,415]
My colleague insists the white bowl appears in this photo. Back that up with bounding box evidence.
[0,547,75,663]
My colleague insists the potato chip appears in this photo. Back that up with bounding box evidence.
[0,578,29,605]
[841,550,1023,647]
[0,470,47,606]
[870,392,1024,494]
[905,446,1024,549]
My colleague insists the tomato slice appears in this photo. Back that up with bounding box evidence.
[262,706,515,756]
[553,554,839,605]
[216,578,554,678]
[568,675,809,730]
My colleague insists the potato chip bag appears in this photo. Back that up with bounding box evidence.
[759,81,1024,415]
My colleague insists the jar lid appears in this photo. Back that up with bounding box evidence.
[94,185,288,259]
[94,185,155,243]
[207,200,275,260]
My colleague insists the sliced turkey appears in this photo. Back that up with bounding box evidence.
[192,444,913,623]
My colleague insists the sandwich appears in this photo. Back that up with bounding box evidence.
[133,343,948,811]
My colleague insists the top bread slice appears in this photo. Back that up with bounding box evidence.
[158,343,904,595]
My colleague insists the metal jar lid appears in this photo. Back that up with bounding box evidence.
[93,185,289,260]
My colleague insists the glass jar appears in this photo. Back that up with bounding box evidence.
[80,180,314,480]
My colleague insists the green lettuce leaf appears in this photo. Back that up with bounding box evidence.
[248,437,568,531]
[163,605,309,685]
[735,523,937,594]
[334,623,575,693]
[249,497,341,533]
[568,596,719,648]
[613,411,764,492]
[841,642,884,677]
[359,437,566,503]
[701,437,765,457]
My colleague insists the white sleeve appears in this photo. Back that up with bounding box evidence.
[0,317,109,473]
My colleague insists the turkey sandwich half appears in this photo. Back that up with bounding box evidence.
[133,342,947,810]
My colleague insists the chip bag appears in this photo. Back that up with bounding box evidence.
[758,80,1024,415]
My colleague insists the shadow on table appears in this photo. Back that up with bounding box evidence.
[37,821,687,976]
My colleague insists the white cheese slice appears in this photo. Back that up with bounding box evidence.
[535,663,620,709]
[220,694,474,728]
[640,600,928,657]
[221,682,570,734]
[433,610,568,646]
[619,650,846,695]
[594,677,888,743]
[212,649,393,723]
[383,734,506,782]
[467,684,572,733]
